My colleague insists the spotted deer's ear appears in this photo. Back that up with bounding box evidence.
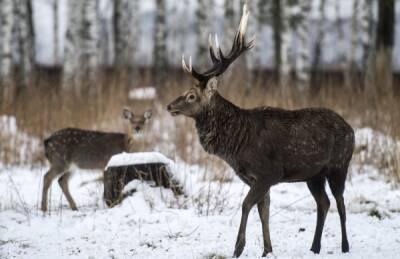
[144,109,153,120]
[122,108,133,120]
[205,77,218,99]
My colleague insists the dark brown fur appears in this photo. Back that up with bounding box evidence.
[167,3,354,257]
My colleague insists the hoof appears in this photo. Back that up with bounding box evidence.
[342,242,349,253]
[261,248,272,257]
[310,245,321,254]
[233,239,245,258]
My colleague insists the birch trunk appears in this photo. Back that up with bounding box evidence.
[0,0,14,89]
[153,0,168,87]
[345,0,360,90]
[271,0,282,85]
[224,0,236,51]
[62,0,99,95]
[256,0,270,69]
[360,0,375,89]
[114,0,138,71]
[14,0,35,88]
[280,0,291,91]
[334,0,347,85]
[310,0,326,92]
[196,0,212,67]
[295,0,311,92]
[375,0,395,92]
[80,0,99,94]
[62,0,83,91]
[53,0,59,65]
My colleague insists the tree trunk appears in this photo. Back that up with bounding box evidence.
[295,0,311,92]
[14,0,35,89]
[310,0,326,93]
[113,0,138,75]
[62,0,83,92]
[53,0,59,65]
[62,0,99,96]
[256,0,270,70]
[224,0,236,52]
[360,0,376,90]
[375,0,395,93]
[153,0,168,87]
[80,0,99,95]
[334,0,346,87]
[196,0,213,68]
[271,0,282,85]
[345,0,360,90]
[280,0,291,91]
[0,0,14,94]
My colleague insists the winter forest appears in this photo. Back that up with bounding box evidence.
[1,0,400,258]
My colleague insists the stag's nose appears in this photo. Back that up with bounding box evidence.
[135,126,140,131]
[167,104,172,111]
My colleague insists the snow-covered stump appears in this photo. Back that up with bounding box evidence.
[103,152,184,207]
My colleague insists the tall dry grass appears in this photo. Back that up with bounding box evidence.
[0,70,399,182]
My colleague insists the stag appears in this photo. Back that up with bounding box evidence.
[167,4,354,257]
[41,108,152,212]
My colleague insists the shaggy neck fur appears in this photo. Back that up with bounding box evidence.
[194,93,251,160]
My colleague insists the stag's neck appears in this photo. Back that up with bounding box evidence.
[194,93,250,159]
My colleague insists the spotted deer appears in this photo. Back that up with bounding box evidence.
[167,4,354,257]
[41,108,152,212]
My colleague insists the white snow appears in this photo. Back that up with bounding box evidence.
[129,87,156,100]
[106,152,174,169]
[1,128,400,258]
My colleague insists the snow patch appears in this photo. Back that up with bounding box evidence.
[129,87,156,100]
[106,151,174,169]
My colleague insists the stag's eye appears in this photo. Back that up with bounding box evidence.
[187,94,196,102]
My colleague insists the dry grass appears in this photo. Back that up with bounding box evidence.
[1,71,399,182]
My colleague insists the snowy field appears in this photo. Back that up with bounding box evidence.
[1,118,400,258]
[1,153,400,258]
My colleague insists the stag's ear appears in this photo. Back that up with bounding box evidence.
[205,77,218,99]
[144,109,153,120]
[122,108,133,120]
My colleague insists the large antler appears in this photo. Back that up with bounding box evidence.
[182,3,255,85]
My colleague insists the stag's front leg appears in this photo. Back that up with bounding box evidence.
[233,182,269,258]
[257,191,272,257]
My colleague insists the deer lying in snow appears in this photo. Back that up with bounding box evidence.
[41,108,152,212]
[167,3,354,257]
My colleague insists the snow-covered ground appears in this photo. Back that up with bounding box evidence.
[1,154,400,258]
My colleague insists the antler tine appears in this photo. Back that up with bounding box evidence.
[182,54,191,73]
[238,3,250,40]
[182,3,253,85]
[182,54,207,82]
[209,34,220,64]
[214,33,226,61]
[247,34,256,49]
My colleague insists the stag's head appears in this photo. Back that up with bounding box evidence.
[167,4,254,118]
[122,108,153,134]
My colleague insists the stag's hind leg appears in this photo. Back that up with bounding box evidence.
[307,178,330,254]
[41,165,65,212]
[58,171,78,210]
[327,168,349,253]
